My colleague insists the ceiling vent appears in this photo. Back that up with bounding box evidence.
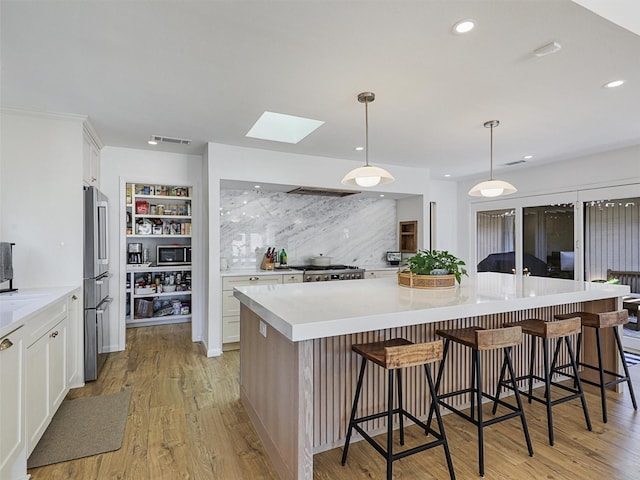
[504,159,527,166]
[150,135,191,145]
[287,186,360,197]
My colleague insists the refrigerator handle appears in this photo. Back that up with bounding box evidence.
[96,297,113,314]
[97,200,109,266]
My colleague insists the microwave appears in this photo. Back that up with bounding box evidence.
[157,245,191,265]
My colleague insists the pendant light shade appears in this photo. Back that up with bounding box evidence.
[341,92,395,187]
[468,120,517,197]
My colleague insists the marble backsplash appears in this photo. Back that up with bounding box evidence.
[220,189,397,269]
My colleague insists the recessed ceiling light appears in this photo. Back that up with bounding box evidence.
[254,185,261,189]
[444,174,451,178]
[452,19,475,34]
[604,80,624,88]
[379,194,385,197]
[148,139,158,145]
[354,146,364,151]
[524,155,533,159]
[246,111,324,144]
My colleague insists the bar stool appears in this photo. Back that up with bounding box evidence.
[555,310,638,423]
[492,317,592,445]
[341,338,456,480]
[429,326,533,477]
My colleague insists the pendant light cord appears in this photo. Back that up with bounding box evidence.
[364,99,370,167]
[489,123,494,180]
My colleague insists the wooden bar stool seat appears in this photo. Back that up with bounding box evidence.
[429,326,533,477]
[493,317,592,445]
[342,338,456,480]
[555,310,638,423]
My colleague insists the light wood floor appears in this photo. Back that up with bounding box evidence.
[29,324,640,479]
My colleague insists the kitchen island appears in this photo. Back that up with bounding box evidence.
[233,273,630,480]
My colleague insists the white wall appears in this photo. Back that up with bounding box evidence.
[99,146,204,352]
[0,109,84,288]
[456,145,640,268]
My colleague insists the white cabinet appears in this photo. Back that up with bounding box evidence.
[0,326,25,480]
[83,123,102,187]
[25,299,69,456]
[365,269,398,279]
[124,183,194,328]
[222,274,291,344]
[283,273,304,284]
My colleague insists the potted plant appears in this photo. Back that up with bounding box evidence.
[399,249,468,289]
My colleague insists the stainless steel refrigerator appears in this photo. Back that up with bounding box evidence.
[83,186,112,381]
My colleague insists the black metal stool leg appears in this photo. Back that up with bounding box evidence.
[613,326,638,410]
[342,358,367,465]
[427,339,450,431]
[387,369,394,480]
[528,337,536,402]
[565,335,592,431]
[504,346,534,457]
[542,338,554,446]
[594,327,608,423]
[424,363,457,480]
[474,349,485,477]
[397,368,405,446]
[471,352,477,422]
[491,353,508,415]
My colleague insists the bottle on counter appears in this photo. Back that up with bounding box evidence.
[280,248,287,266]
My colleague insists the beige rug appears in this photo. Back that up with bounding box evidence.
[28,390,132,469]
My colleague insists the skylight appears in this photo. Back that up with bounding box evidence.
[246,111,324,144]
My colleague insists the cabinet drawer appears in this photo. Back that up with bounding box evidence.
[282,273,303,284]
[223,316,240,343]
[222,290,240,317]
[222,275,282,290]
[26,299,68,347]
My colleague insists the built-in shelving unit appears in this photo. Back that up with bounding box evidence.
[124,183,193,327]
[399,220,418,253]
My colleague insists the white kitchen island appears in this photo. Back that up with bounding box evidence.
[234,272,630,480]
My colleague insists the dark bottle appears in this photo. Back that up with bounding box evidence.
[280,248,287,265]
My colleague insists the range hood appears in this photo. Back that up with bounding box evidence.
[287,186,360,198]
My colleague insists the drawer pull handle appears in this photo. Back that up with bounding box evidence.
[50,331,59,338]
[72,294,78,300]
[0,338,14,351]
[249,276,259,281]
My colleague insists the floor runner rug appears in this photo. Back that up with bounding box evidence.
[27,390,132,469]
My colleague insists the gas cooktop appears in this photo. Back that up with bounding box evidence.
[289,265,360,271]
[289,265,365,282]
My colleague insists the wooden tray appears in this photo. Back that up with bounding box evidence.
[398,272,455,289]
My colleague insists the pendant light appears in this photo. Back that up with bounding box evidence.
[341,92,395,187]
[468,120,517,197]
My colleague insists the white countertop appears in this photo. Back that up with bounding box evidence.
[234,272,630,342]
[0,286,79,337]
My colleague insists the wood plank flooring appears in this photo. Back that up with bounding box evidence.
[28,324,640,479]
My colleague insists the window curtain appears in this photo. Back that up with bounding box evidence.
[584,198,640,281]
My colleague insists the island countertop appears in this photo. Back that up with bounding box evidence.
[233,272,630,342]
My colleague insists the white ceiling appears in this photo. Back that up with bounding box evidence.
[2,1,639,181]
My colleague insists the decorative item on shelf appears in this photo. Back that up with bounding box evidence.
[341,92,395,188]
[468,120,517,197]
[398,249,468,289]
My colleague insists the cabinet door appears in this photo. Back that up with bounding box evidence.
[49,317,68,412]
[26,334,49,455]
[0,327,24,477]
